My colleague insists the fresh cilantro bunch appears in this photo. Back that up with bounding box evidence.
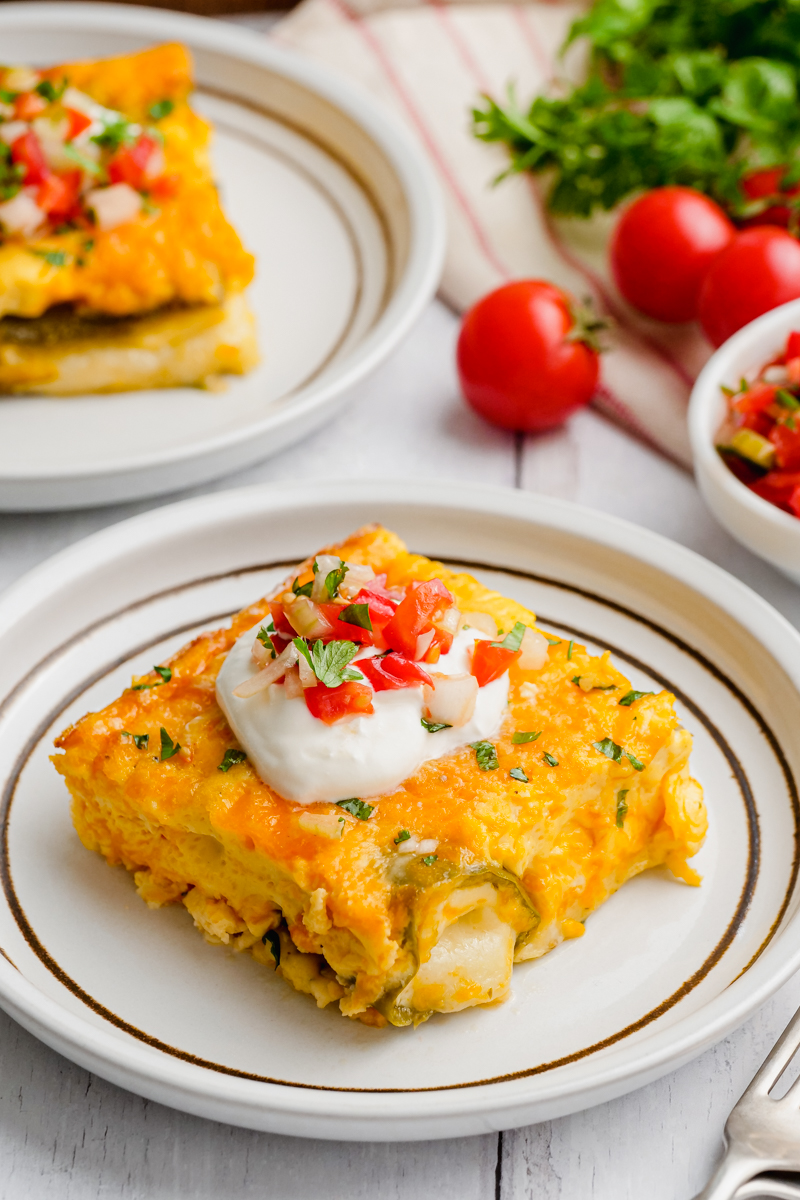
[472,0,800,217]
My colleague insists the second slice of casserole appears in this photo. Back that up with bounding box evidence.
[52,524,707,1027]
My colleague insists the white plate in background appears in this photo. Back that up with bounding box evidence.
[0,4,444,510]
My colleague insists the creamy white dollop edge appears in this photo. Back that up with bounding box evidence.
[215,625,510,804]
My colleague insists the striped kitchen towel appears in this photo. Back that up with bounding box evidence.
[274,0,712,464]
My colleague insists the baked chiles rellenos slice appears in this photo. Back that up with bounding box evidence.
[52,524,707,1027]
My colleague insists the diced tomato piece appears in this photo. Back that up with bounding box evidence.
[65,107,92,140]
[749,470,800,511]
[471,640,519,687]
[786,332,800,361]
[108,134,159,189]
[383,579,454,658]
[37,169,81,218]
[14,92,46,121]
[788,358,800,385]
[11,130,49,185]
[428,628,454,658]
[739,409,773,436]
[304,680,374,724]
[733,383,777,416]
[770,420,800,470]
[790,485,800,519]
[148,173,180,200]
[268,602,296,639]
[359,654,432,692]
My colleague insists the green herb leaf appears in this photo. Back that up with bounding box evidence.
[218,749,247,773]
[132,664,172,690]
[324,563,349,600]
[148,99,175,120]
[512,730,541,744]
[262,929,281,968]
[567,640,574,660]
[777,389,800,411]
[626,751,645,771]
[616,788,629,827]
[154,666,172,683]
[121,730,149,749]
[291,577,313,598]
[471,740,499,770]
[546,636,561,646]
[593,737,622,761]
[510,766,529,782]
[0,89,17,104]
[618,690,653,706]
[29,248,68,267]
[336,797,374,820]
[294,638,361,688]
[394,829,411,844]
[572,676,617,691]
[35,78,66,103]
[494,620,526,651]
[159,727,181,761]
[91,119,132,152]
[422,854,438,866]
[543,752,559,767]
[421,717,452,733]
[257,627,276,658]
[339,603,372,631]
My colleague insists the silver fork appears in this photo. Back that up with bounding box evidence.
[695,1005,800,1198]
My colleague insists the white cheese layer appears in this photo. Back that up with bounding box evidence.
[215,626,509,804]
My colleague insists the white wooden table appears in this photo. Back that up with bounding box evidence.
[3,240,800,1200]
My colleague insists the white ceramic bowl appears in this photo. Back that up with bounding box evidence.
[689,299,800,584]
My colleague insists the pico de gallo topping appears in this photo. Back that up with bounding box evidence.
[232,557,550,725]
[716,330,800,517]
[0,63,177,241]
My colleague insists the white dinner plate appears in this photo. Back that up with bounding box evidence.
[0,5,444,511]
[0,479,799,1140]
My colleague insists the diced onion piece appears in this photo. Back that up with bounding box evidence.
[284,665,304,699]
[298,812,345,839]
[86,182,142,231]
[414,628,435,661]
[310,554,344,603]
[297,655,316,688]
[423,673,478,728]
[518,628,548,671]
[417,839,438,855]
[433,606,460,636]
[458,611,497,638]
[0,121,28,145]
[0,190,44,236]
[338,562,376,599]
[251,634,272,668]
[285,595,334,639]
[763,365,789,384]
[4,67,39,92]
[233,641,299,698]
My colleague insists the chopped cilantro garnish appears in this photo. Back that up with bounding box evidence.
[616,789,629,827]
[159,727,180,761]
[510,767,529,782]
[257,626,276,658]
[777,389,800,411]
[149,99,174,120]
[627,751,645,771]
[339,603,372,631]
[337,797,374,820]
[593,737,622,761]
[394,829,411,844]
[494,621,526,651]
[324,562,349,600]
[572,676,616,691]
[294,637,361,688]
[262,929,280,968]
[29,249,68,267]
[546,636,562,646]
[0,89,17,104]
[218,749,247,773]
[421,717,452,733]
[421,854,438,866]
[618,690,653,706]
[91,119,132,151]
[35,78,66,103]
[122,731,148,749]
[567,640,574,660]
[543,752,559,767]
[132,664,172,690]
[512,730,541,744]
[471,740,499,771]
[291,576,313,598]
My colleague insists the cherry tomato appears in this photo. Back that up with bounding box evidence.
[383,579,453,659]
[303,680,374,724]
[471,641,519,687]
[610,187,734,323]
[457,280,601,432]
[698,228,800,347]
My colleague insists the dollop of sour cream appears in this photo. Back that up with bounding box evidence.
[215,626,510,804]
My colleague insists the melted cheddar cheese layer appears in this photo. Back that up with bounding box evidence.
[52,525,707,1027]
